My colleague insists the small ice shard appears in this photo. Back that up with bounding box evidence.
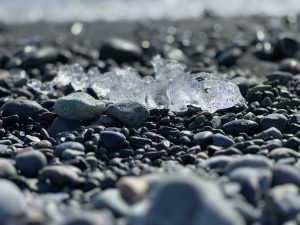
[28,57,245,112]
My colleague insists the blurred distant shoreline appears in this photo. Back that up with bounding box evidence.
[0,0,300,24]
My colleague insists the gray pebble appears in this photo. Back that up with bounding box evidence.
[15,150,47,177]
[106,101,149,127]
[54,92,106,120]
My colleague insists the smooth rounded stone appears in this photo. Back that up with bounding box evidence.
[193,131,213,146]
[217,47,242,67]
[99,38,142,63]
[49,117,83,138]
[269,147,300,160]
[225,155,273,174]
[24,135,40,143]
[263,139,283,151]
[279,58,300,74]
[55,141,85,157]
[261,114,288,132]
[61,212,114,225]
[254,127,282,140]
[272,164,300,187]
[273,33,299,58]
[223,119,259,135]
[62,149,85,160]
[212,133,235,148]
[100,131,126,150]
[129,136,152,149]
[1,99,45,118]
[20,46,61,69]
[232,198,261,224]
[229,167,272,205]
[265,184,300,222]
[231,77,249,96]
[284,137,300,150]
[0,158,17,177]
[117,176,149,203]
[39,165,82,187]
[0,179,26,219]
[106,101,149,127]
[92,189,130,217]
[54,92,106,120]
[32,140,52,149]
[133,174,245,225]
[15,150,47,178]
[197,155,234,172]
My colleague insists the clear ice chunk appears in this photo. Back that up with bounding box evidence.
[28,56,245,112]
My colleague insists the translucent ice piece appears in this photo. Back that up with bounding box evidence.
[28,57,245,112]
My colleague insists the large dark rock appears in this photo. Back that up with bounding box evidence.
[1,99,45,118]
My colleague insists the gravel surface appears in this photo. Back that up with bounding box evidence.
[0,14,300,225]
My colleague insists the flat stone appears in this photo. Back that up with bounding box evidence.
[55,141,85,157]
[54,92,106,120]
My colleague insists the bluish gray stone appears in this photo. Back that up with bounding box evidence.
[15,150,47,178]
[133,174,245,225]
[229,167,272,205]
[55,141,85,157]
[212,133,235,148]
[225,155,273,174]
[261,114,288,132]
[106,101,149,127]
[92,189,130,217]
[0,179,26,219]
[54,92,106,120]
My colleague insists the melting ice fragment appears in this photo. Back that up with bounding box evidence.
[28,56,245,112]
